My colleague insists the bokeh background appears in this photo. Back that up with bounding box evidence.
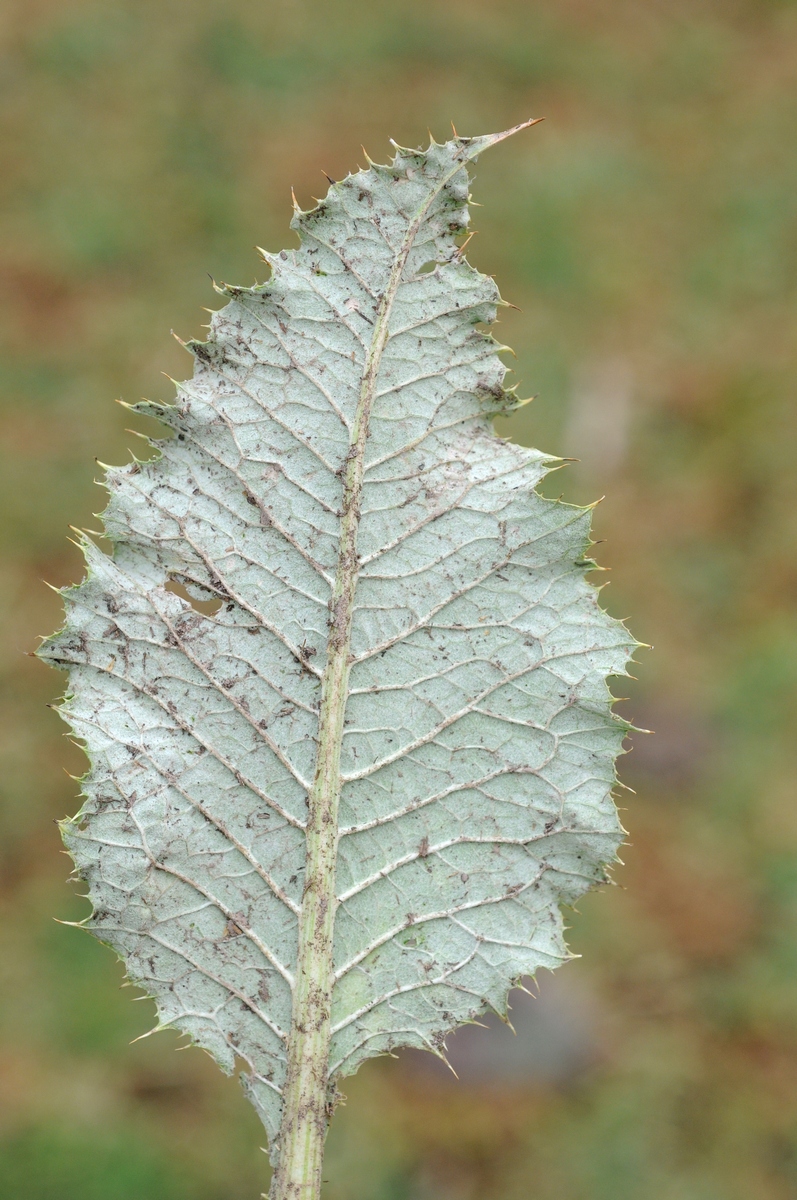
[2,1,797,1196]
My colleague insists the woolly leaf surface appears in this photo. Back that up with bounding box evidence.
[41,126,635,1148]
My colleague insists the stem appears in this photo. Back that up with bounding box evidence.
[267,254,400,1200]
[268,132,525,1199]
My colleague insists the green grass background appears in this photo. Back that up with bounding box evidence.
[2,0,797,1196]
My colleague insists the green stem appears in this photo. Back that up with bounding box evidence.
[267,242,400,1200]
[267,131,525,1199]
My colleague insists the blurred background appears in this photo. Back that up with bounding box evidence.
[2,0,797,1196]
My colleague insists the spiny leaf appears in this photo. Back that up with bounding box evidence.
[40,122,636,1195]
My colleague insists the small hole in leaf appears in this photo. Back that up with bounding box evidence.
[165,579,222,616]
[417,261,437,275]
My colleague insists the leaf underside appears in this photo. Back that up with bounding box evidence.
[41,128,635,1150]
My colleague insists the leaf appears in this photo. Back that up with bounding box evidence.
[40,122,636,1190]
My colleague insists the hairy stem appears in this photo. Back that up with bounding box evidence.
[268,129,532,1200]
[268,222,408,1200]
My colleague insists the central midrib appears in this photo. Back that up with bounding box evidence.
[271,146,481,1199]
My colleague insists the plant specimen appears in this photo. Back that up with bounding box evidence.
[41,121,635,1198]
